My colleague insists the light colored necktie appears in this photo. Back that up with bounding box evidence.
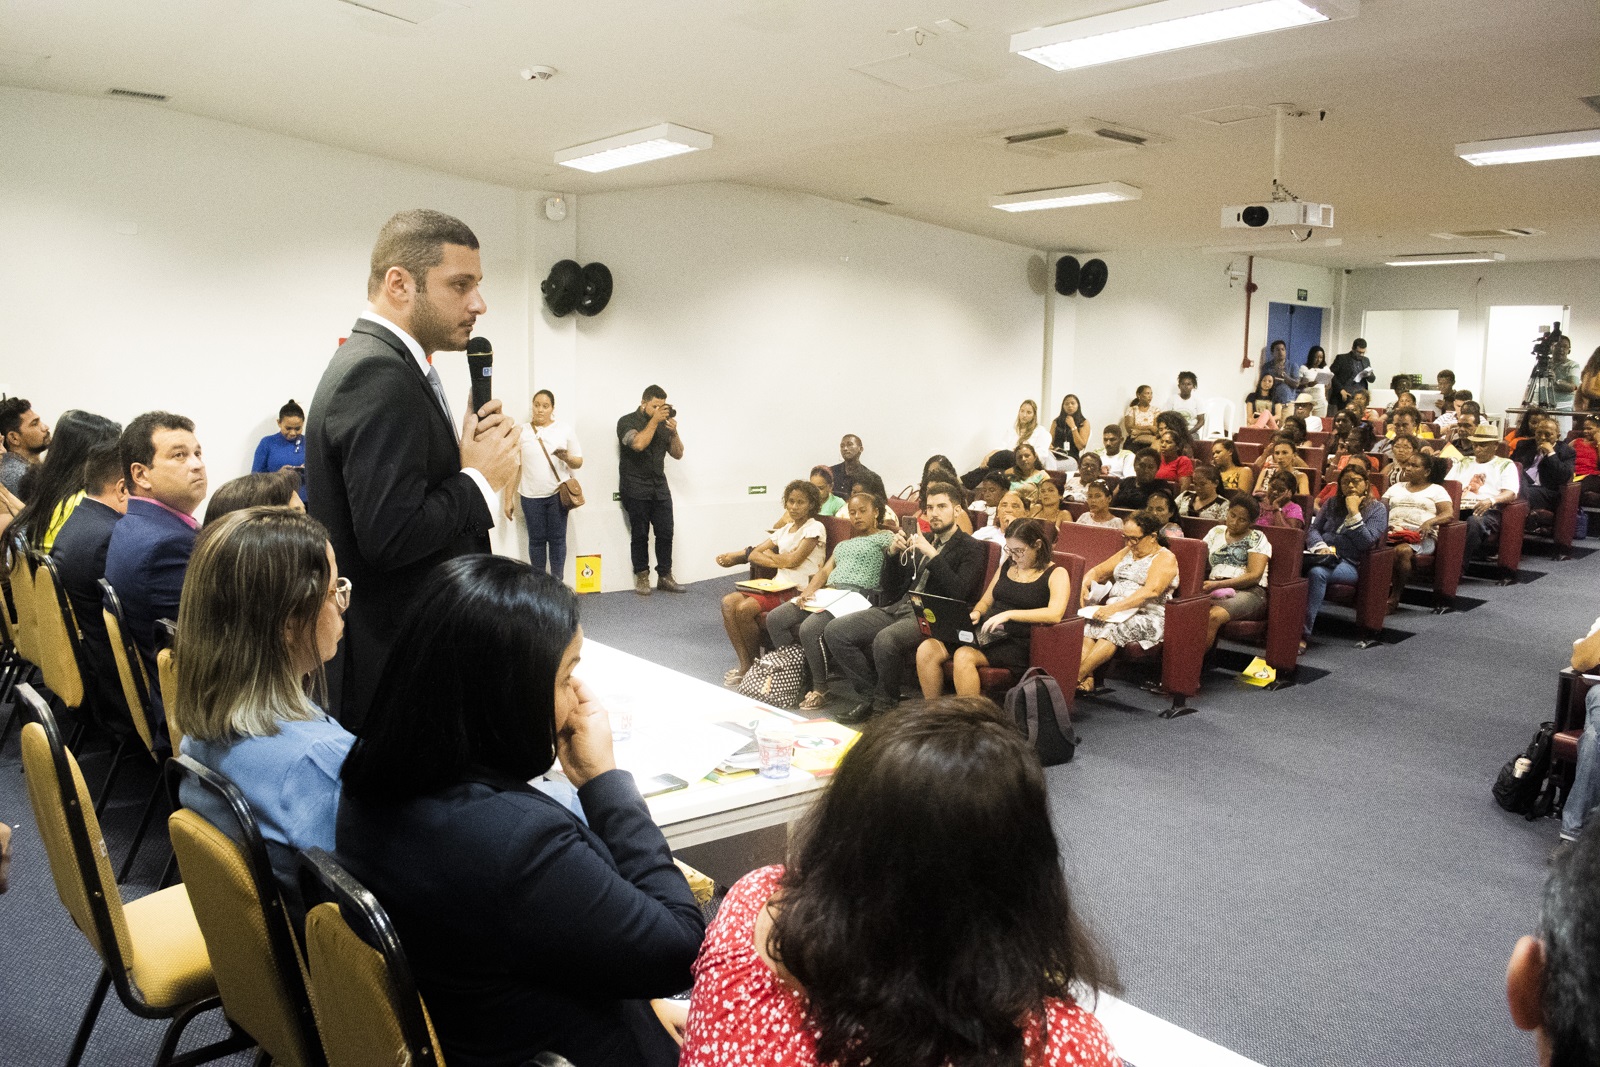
[425,364,459,441]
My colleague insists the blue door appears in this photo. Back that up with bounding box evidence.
[1266,302,1325,377]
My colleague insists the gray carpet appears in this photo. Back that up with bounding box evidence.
[1,554,1583,1066]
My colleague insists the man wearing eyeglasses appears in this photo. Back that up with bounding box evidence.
[824,483,987,722]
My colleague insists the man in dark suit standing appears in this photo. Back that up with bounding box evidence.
[104,411,208,715]
[1330,338,1375,407]
[50,441,129,723]
[307,209,518,731]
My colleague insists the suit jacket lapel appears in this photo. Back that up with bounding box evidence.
[350,319,456,440]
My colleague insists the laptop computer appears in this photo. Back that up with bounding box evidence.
[910,590,976,646]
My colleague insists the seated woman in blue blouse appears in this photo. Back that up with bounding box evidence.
[250,399,308,502]
[336,556,704,1067]
[176,506,355,905]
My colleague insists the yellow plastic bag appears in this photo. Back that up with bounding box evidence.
[1240,656,1277,688]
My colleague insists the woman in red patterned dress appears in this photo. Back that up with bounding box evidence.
[680,698,1122,1067]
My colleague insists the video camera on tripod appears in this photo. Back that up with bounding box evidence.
[1524,321,1564,408]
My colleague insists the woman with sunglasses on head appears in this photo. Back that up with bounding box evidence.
[1076,511,1179,693]
[915,518,1070,698]
[175,506,354,904]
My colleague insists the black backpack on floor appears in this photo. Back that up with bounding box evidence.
[1493,721,1558,820]
[1005,668,1077,766]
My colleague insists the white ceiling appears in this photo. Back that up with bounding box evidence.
[4,0,1598,267]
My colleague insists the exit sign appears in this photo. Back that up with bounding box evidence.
[1296,288,1308,301]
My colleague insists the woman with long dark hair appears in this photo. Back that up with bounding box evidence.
[1298,346,1332,415]
[680,698,1120,1067]
[11,409,120,551]
[1302,464,1388,650]
[1050,394,1091,466]
[337,556,704,1067]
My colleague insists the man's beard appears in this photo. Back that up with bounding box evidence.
[409,288,457,354]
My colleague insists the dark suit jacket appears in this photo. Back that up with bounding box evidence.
[1329,351,1373,402]
[1512,439,1576,507]
[306,319,493,730]
[50,498,129,725]
[103,497,196,714]
[336,769,704,1067]
[879,528,988,606]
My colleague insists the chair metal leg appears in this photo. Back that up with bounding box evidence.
[93,737,131,815]
[156,997,254,1067]
[158,848,180,888]
[65,968,112,1067]
[116,779,166,884]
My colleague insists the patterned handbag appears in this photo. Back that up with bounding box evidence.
[736,645,808,708]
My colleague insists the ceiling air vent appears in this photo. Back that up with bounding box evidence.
[106,88,168,102]
[1429,227,1544,240]
[988,120,1166,159]
[856,197,892,206]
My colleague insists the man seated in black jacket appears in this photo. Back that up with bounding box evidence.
[1110,448,1171,510]
[49,441,130,723]
[822,483,987,721]
[1511,414,1576,531]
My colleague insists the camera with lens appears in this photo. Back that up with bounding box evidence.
[666,405,677,419]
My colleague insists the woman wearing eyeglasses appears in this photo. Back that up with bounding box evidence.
[1076,511,1180,693]
[174,506,355,904]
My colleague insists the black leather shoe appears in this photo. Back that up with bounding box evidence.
[834,701,876,726]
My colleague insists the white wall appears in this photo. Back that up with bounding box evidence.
[1050,251,1338,437]
[1358,309,1462,390]
[551,183,1045,588]
[0,85,529,554]
[1343,259,1600,414]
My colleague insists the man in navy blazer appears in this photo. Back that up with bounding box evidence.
[50,441,130,723]
[104,411,208,715]
[307,209,519,731]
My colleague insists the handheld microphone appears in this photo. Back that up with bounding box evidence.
[465,336,494,412]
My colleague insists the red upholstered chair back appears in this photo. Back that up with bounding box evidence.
[1305,431,1333,448]
[1065,500,1088,519]
[982,539,1002,591]
[1178,515,1221,541]
[1443,479,1462,516]
[1046,469,1066,488]
[887,497,918,518]
[1052,549,1086,613]
[966,508,988,531]
[1166,537,1207,598]
[1054,522,1124,570]
[1236,441,1264,465]
[819,516,852,560]
[1255,525,1308,585]
[1299,445,1327,472]
[1235,427,1273,447]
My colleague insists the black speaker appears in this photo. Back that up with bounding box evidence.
[541,259,583,317]
[1078,258,1109,298]
[1054,255,1081,296]
[577,262,613,317]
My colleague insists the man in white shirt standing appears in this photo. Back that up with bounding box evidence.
[1164,371,1207,437]
[1448,423,1521,564]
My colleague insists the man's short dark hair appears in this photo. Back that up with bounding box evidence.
[642,384,668,402]
[922,481,963,507]
[1454,389,1473,402]
[1134,447,1161,464]
[84,441,124,496]
[1103,425,1124,439]
[0,397,31,440]
[367,209,479,298]
[978,472,1009,492]
[1540,824,1600,1065]
[1437,369,1457,383]
[1352,337,1368,350]
[1178,371,1198,386]
[119,411,195,488]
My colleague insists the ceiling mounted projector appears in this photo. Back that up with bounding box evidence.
[1222,201,1335,229]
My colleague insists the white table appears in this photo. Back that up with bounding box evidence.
[573,640,834,850]
[1091,993,1266,1067]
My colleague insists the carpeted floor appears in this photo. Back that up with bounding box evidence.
[0,552,1585,1066]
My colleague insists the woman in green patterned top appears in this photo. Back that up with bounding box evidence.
[766,492,897,711]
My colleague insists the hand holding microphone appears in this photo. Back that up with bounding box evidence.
[458,336,519,492]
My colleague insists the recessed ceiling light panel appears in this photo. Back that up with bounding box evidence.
[555,123,713,173]
[991,182,1143,212]
[1383,252,1506,266]
[1454,129,1600,166]
[1011,0,1358,71]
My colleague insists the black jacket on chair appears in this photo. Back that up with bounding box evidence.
[336,769,705,1067]
[306,319,493,731]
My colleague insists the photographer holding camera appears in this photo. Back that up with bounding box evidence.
[618,384,686,595]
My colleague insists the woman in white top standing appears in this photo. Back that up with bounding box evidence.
[505,389,584,580]
[1298,346,1334,416]
[1010,400,1058,471]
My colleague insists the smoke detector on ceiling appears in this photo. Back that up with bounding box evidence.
[520,65,557,81]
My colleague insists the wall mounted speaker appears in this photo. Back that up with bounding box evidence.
[1078,258,1109,298]
[541,259,583,316]
[1054,255,1081,296]
[577,262,613,316]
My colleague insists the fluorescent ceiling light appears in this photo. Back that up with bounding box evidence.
[1011,0,1357,71]
[555,123,713,173]
[1383,252,1506,266]
[1455,129,1600,166]
[991,182,1143,212]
